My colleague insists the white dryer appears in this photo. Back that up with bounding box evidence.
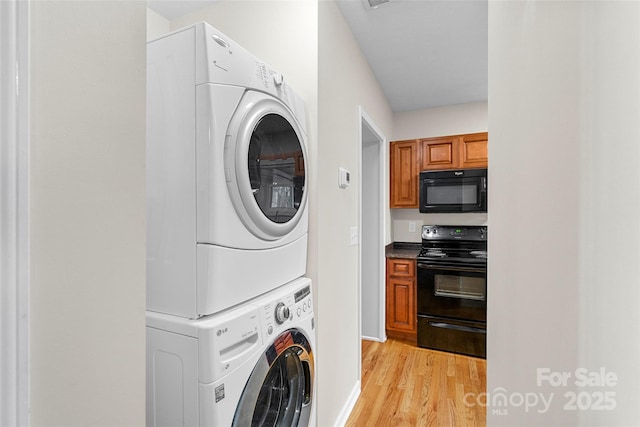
[146,277,316,427]
[147,22,309,318]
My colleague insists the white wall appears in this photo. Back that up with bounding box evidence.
[488,2,640,426]
[318,2,394,424]
[393,101,488,141]
[390,102,488,242]
[29,2,146,425]
[577,4,640,425]
[147,7,169,41]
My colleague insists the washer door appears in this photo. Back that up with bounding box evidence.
[232,329,314,427]
[226,91,307,241]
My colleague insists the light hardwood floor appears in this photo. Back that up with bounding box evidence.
[345,338,486,427]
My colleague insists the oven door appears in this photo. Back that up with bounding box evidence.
[417,262,487,322]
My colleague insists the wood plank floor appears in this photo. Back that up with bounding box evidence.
[345,338,486,427]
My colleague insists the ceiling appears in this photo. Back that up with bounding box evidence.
[336,0,487,112]
[147,0,488,112]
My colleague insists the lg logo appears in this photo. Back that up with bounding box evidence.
[216,327,229,336]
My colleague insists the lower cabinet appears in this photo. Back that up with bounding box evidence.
[386,258,417,342]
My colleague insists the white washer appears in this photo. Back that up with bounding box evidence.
[146,277,316,427]
[147,22,309,318]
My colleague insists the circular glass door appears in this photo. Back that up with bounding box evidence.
[248,114,305,224]
[251,347,305,426]
[233,330,314,427]
[226,91,308,241]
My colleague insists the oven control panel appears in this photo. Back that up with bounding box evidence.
[422,225,487,241]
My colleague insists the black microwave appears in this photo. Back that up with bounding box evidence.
[419,168,487,213]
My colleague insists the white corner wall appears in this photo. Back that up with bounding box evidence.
[147,7,170,41]
[29,2,147,425]
[390,102,488,243]
[488,2,640,426]
[318,2,394,424]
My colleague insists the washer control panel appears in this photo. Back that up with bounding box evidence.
[293,285,313,319]
[260,284,314,337]
[274,302,290,324]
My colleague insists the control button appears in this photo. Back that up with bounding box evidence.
[275,302,290,324]
[267,325,273,335]
[211,34,229,48]
[273,73,284,87]
[297,308,302,317]
[303,304,307,313]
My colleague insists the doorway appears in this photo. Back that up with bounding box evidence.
[358,107,386,343]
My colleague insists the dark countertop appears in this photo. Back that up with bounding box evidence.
[385,242,421,259]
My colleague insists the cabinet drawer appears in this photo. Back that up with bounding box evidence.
[387,258,415,278]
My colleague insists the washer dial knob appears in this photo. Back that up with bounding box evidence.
[275,302,290,324]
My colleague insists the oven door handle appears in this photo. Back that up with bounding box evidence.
[417,263,486,274]
[428,321,486,334]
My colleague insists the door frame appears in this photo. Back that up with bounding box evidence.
[357,106,387,360]
[0,1,30,425]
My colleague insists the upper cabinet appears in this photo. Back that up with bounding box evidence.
[459,132,489,169]
[390,139,421,208]
[420,136,459,170]
[390,132,488,209]
[421,132,488,170]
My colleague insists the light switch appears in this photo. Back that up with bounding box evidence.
[350,226,358,246]
[409,222,416,232]
[339,167,351,189]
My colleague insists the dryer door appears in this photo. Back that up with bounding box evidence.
[226,90,308,241]
[232,329,314,427]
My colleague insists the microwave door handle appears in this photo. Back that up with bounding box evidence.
[481,177,487,191]
[417,263,486,274]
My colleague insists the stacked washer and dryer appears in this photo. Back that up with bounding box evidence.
[146,22,315,426]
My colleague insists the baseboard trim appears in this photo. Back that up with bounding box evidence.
[333,380,361,427]
[361,334,386,343]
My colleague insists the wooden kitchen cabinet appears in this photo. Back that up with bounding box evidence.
[459,132,489,169]
[420,136,458,170]
[420,132,488,170]
[390,140,420,208]
[389,132,488,208]
[386,258,417,341]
